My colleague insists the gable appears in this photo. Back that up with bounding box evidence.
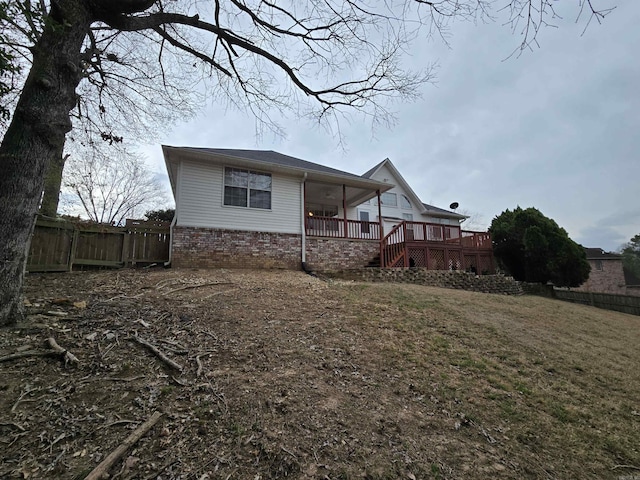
[362,159,466,224]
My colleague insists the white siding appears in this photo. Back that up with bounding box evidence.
[357,164,421,225]
[176,160,302,234]
[358,163,460,227]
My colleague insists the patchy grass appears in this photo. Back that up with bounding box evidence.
[0,270,638,479]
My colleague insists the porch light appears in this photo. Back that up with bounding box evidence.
[308,212,313,216]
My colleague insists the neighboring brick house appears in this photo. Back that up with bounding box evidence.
[624,267,640,297]
[162,147,493,272]
[575,248,628,295]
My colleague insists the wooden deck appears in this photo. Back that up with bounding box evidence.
[380,221,494,272]
[305,217,495,273]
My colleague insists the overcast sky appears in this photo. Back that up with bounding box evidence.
[142,2,639,252]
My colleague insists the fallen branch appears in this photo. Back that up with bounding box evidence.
[47,337,79,365]
[0,421,26,431]
[612,464,640,471]
[195,351,216,378]
[196,355,204,378]
[99,419,140,430]
[162,282,233,296]
[11,387,40,412]
[0,350,52,363]
[84,411,163,480]
[159,339,188,354]
[132,336,183,372]
[1,340,78,365]
[105,375,146,382]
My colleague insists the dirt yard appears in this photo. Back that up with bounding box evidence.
[1,268,639,479]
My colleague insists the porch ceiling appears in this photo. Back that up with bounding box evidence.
[305,181,384,207]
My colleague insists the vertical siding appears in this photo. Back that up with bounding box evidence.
[176,160,302,234]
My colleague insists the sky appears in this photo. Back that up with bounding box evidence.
[140,2,640,252]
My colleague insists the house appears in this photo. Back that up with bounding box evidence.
[623,267,640,297]
[575,248,630,295]
[162,147,494,272]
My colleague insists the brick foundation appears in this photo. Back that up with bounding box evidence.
[305,237,380,271]
[172,227,301,269]
[171,227,382,271]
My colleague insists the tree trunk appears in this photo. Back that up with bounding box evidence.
[0,0,91,326]
[40,152,70,217]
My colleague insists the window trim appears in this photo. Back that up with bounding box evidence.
[381,192,397,207]
[223,166,272,210]
[359,210,370,234]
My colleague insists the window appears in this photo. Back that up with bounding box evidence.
[381,192,397,207]
[400,194,412,209]
[224,167,271,209]
[402,213,413,221]
[594,260,603,271]
[359,210,370,234]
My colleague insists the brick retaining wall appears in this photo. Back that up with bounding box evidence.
[327,268,524,295]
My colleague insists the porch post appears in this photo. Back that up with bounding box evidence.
[301,174,307,265]
[377,189,383,267]
[377,190,383,238]
[342,184,347,238]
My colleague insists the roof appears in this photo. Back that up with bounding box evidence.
[162,146,393,205]
[363,158,467,221]
[362,160,384,179]
[421,203,467,220]
[179,147,366,181]
[584,247,623,260]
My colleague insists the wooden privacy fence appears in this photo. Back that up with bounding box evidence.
[554,289,640,316]
[27,216,170,273]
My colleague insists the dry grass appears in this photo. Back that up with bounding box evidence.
[1,269,638,479]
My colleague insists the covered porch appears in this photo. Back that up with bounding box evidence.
[301,178,495,273]
[303,179,386,240]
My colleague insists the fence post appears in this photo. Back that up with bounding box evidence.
[121,230,131,266]
[68,229,79,272]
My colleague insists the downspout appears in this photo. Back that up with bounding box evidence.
[165,159,180,267]
[165,214,177,267]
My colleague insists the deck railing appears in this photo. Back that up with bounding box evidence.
[404,221,462,244]
[305,216,380,240]
[461,230,492,249]
[381,221,494,269]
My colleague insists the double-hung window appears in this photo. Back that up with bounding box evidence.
[224,167,272,209]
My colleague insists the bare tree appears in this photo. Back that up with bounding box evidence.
[1,0,202,216]
[459,209,487,232]
[0,0,614,325]
[0,1,22,125]
[63,146,166,225]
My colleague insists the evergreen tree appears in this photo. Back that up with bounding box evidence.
[489,207,590,287]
